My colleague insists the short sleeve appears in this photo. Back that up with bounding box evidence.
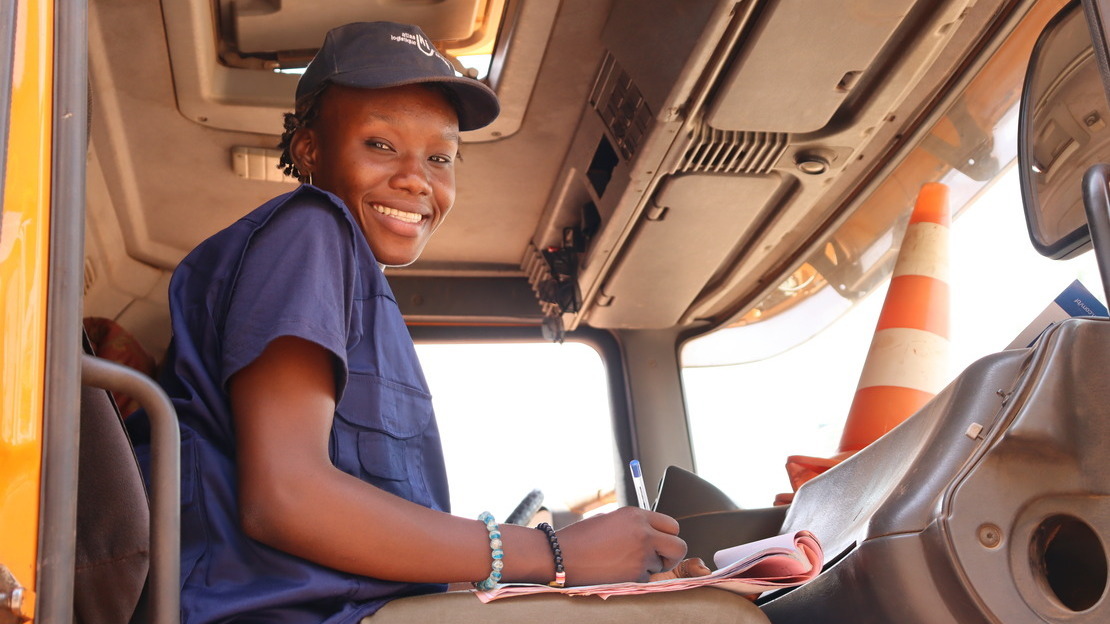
[220,198,357,394]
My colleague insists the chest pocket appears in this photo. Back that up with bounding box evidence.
[331,372,434,503]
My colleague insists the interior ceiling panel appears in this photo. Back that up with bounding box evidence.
[87,0,1031,331]
[550,0,1026,331]
[89,0,606,275]
[682,0,1024,326]
[163,0,544,140]
[599,0,724,118]
[89,0,283,269]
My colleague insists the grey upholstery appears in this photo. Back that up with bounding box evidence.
[762,317,1110,623]
[654,318,1110,623]
[75,337,150,624]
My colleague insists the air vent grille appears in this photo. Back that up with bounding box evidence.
[590,53,652,161]
[678,126,788,174]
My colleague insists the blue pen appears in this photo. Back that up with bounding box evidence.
[629,459,651,510]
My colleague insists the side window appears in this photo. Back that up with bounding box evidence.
[415,341,619,521]
[681,166,1102,508]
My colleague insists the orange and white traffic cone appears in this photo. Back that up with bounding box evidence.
[838,182,951,453]
[776,182,951,504]
[775,454,846,505]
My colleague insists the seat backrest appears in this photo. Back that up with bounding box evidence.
[75,335,150,624]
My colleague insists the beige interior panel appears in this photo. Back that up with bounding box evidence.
[162,0,555,141]
[707,0,920,133]
[84,149,165,318]
[588,173,783,328]
[81,0,1031,343]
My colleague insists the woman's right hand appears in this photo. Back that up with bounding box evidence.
[554,506,687,585]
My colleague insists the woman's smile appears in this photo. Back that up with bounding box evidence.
[370,203,424,225]
[358,200,430,240]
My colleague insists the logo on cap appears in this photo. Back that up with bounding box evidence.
[416,34,436,57]
[389,30,453,71]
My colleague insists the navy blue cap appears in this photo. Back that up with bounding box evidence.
[296,22,500,131]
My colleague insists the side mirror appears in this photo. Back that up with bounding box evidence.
[1019,0,1110,300]
[1019,1,1101,259]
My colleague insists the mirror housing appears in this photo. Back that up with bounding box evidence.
[1019,0,1110,302]
[1018,0,1105,259]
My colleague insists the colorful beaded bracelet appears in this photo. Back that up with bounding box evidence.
[537,522,566,588]
[475,511,503,590]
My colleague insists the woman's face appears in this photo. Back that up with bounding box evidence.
[294,84,460,266]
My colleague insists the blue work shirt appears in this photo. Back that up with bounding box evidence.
[140,185,450,623]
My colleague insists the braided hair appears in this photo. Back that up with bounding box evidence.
[277,88,326,183]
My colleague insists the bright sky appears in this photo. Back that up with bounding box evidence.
[415,341,618,521]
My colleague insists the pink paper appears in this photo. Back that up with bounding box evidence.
[474,530,823,603]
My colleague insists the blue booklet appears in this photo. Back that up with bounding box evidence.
[1007,280,1109,349]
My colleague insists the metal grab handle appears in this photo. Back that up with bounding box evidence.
[81,355,180,624]
[1082,163,1110,306]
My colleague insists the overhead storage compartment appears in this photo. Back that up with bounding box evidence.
[707,0,918,133]
[588,173,784,329]
[599,0,725,119]
[522,0,1007,331]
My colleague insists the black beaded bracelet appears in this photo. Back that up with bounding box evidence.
[536,522,566,588]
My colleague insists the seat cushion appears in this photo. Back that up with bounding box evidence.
[366,587,771,623]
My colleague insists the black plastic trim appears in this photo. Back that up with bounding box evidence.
[1081,163,1110,302]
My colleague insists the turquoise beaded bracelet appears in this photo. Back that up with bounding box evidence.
[475,511,504,590]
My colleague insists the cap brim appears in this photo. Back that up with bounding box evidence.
[329,71,500,132]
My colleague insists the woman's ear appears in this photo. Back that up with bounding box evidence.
[289,127,318,179]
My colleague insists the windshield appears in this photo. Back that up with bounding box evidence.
[680,0,1102,507]
[683,164,1101,507]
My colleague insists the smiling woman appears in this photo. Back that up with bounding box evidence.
[289,84,460,267]
[121,22,511,623]
[114,19,762,624]
[18,0,1106,621]
[272,20,499,268]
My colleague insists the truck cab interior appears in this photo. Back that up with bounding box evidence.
[6,0,1110,622]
